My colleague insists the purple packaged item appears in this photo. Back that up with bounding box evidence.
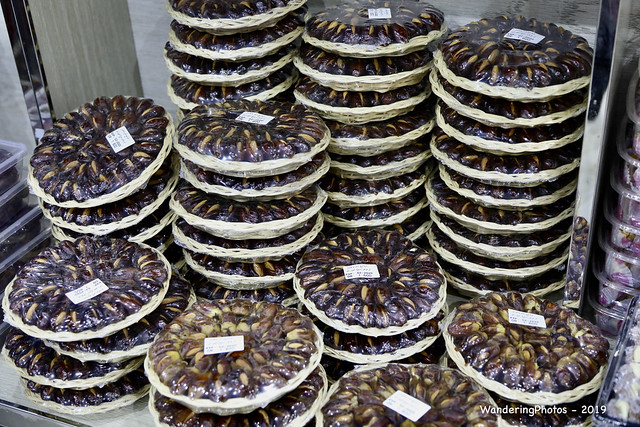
[613,178,640,228]
[602,231,640,289]
[626,69,640,156]
[595,264,640,315]
[590,294,626,337]
[607,203,640,257]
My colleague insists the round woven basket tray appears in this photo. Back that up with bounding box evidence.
[170,186,328,240]
[294,88,429,125]
[40,169,179,235]
[438,165,578,210]
[407,219,431,241]
[164,47,297,86]
[430,135,581,187]
[179,152,331,201]
[293,56,431,93]
[166,0,307,35]
[441,311,607,405]
[328,118,434,156]
[28,112,174,209]
[172,214,324,263]
[323,196,428,229]
[435,104,585,155]
[329,150,431,181]
[173,113,329,179]
[443,269,566,299]
[433,50,591,102]
[563,300,580,309]
[325,173,427,208]
[167,70,298,111]
[429,70,588,128]
[301,25,447,58]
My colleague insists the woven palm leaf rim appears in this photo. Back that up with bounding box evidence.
[28,112,175,209]
[329,149,431,180]
[442,311,607,405]
[167,70,298,111]
[430,134,581,186]
[433,50,590,101]
[563,300,580,309]
[294,259,447,337]
[426,227,569,279]
[429,210,571,261]
[20,377,150,415]
[294,88,430,125]
[407,219,432,241]
[301,25,448,58]
[173,214,323,262]
[164,47,297,85]
[438,164,578,209]
[179,152,330,200]
[435,104,585,155]
[425,175,575,234]
[323,196,428,229]
[325,172,427,208]
[1,242,172,342]
[144,322,324,415]
[173,109,329,178]
[443,269,566,299]
[293,56,431,92]
[170,185,327,240]
[328,118,435,156]
[429,70,588,128]
[39,169,179,235]
[166,0,307,34]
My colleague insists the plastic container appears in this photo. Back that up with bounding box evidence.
[596,263,640,315]
[0,139,27,196]
[0,206,48,266]
[591,294,627,337]
[627,70,640,159]
[613,177,640,229]
[618,120,640,193]
[0,181,33,231]
[607,203,640,256]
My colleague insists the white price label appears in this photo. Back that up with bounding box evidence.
[343,264,380,280]
[368,8,392,19]
[236,112,275,125]
[203,336,245,355]
[508,309,547,328]
[66,279,109,304]
[105,126,136,153]
[383,390,431,422]
[504,28,545,44]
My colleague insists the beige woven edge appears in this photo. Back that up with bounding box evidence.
[20,377,150,415]
[430,135,580,186]
[328,119,435,156]
[293,265,447,337]
[164,48,297,85]
[563,300,580,309]
[444,269,566,299]
[166,0,306,34]
[1,243,172,342]
[301,25,447,58]
[173,114,328,178]
[433,50,590,101]
[326,173,427,208]
[28,113,174,209]
[435,104,585,155]
[171,186,327,240]
[438,164,578,209]
[144,323,324,415]
[40,169,179,235]
[294,89,429,125]
[173,214,323,263]
[180,152,330,201]
[429,70,588,128]
[442,311,606,405]
[329,149,430,181]
[407,220,431,241]
[430,211,571,262]
[323,196,428,229]
[294,56,430,92]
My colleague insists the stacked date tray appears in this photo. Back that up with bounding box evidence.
[425,15,591,299]
[292,0,447,241]
[164,0,306,116]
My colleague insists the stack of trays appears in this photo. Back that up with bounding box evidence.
[28,95,178,257]
[1,236,182,414]
[165,0,306,114]
[427,15,592,297]
[170,99,329,299]
[293,0,446,240]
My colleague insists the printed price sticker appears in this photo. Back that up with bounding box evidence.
[383,390,431,422]
[508,309,547,328]
[504,28,545,44]
[204,336,245,355]
[343,264,380,280]
[66,279,109,304]
[105,126,136,153]
[368,8,392,19]
[236,112,275,125]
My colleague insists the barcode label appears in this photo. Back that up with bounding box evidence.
[368,8,392,19]
[343,264,380,279]
[203,336,245,355]
[508,309,547,328]
[106,126,136,153]
[66,279,109,304]
[504,28,545,44]
[236,112,274,125]
[383,390,431,422]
